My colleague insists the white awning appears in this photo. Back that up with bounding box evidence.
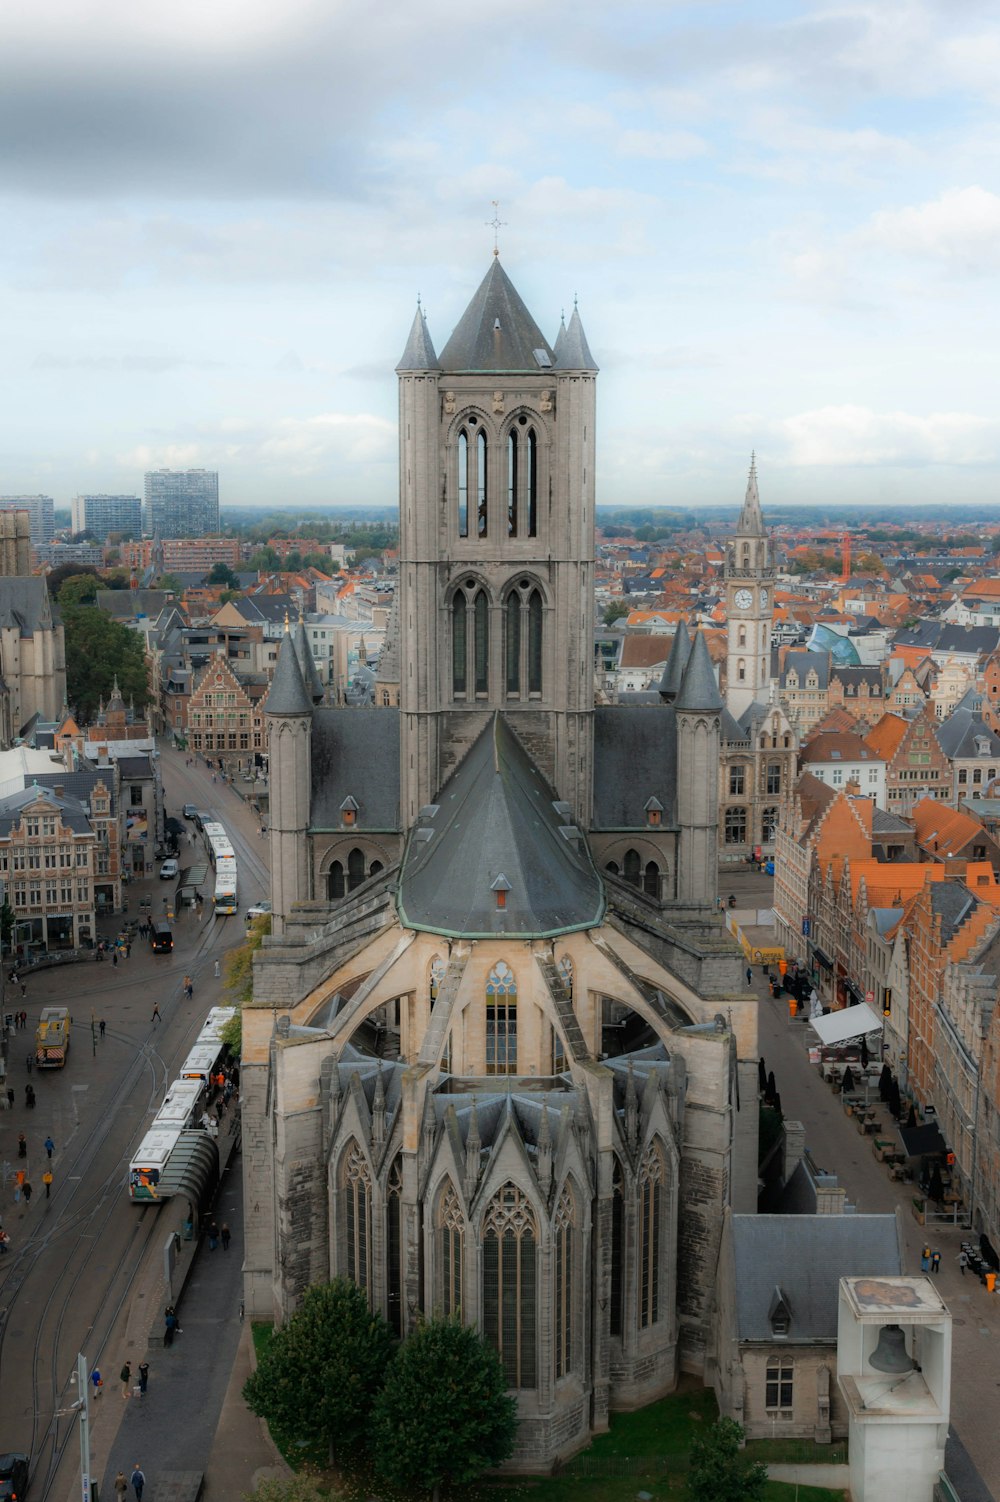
[809,1002,882,1046]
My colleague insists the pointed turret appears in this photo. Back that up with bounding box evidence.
[675,630,723,714]
[464,1096,481,1201]
[552,313,567,363]
[293,620,325,704]
[371,1066,386,1148]
[658,619,691,702]
[265,632,312,718]
[737,452,766,538]
[554,304,598,372]
[396,303,440,372]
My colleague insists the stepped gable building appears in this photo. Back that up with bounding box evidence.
[244,260,757,1470]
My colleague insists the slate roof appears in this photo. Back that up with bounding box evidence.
[294,621,326,703]
[34,769,118,814]
[592,705,677,829]
[782,650,831,689]
[0,577,56,635]
[731,1214,901,1342]
[116,756,154,779]
[95,589,174,620]
[438,260,555,373]
[896,621,1000,656]
[310,707,400,830]
[657,620,690,700]
[0,785,94,837]
[554,306,598,372]
[675,630,723,712]
[931,880,977,944]
[397,713,605,939]
[935,706,1000,760]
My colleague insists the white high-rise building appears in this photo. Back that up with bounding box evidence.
[143,469,219,538]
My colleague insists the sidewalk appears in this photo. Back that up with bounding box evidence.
[94,1150,287,1502]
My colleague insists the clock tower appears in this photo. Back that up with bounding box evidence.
[725,456,774,719]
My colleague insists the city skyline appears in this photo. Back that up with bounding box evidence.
[2,0,999,509]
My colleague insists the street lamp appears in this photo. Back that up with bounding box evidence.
[65,1354,95,1502]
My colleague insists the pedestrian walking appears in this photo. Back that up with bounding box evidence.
[207,1221,219,1251]
[137,1361,149,1396]
[0,1229,10,1253]
[25,1084,35,1108]
[114,1474,128,1501]
[99,1018,106,1037]
[20,982,26,999]
[44,1135,54,1158]
[746,966,753,986]
[126,941,131,959]
[151,1003,161,1025]
[214,960,220,978]
[22,1180,32,1204]
[221,1222,231,1251]
[131,1465,145,1500]
[91,1368,103,1399]
[184,977,193,1000]
[920,1245,931,1272]
[163,1307,178,1346]
[42,1170,52,1198]
[25,1051,32,1073]
[931,1250,941,1274]
[17,1132,26,1158]
[959,1250,969,1276]
[112,950,118,968]
[6,1088,14,1109]
[120,1360,132,1398]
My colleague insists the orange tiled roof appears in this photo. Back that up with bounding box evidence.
[910,798,993,859]
[865,713,910,761]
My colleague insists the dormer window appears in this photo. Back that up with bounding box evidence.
[340,796,359,828]
[491,873,511,911]
[644,797,663,828]
[768,1286,792,1337]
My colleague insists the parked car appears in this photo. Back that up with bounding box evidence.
[246,899,272,920]
[182,804,198,820]
[0,1453,29,1502]
[159,858,179,880]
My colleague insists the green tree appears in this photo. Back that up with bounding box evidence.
[249,547,281,572]
[372,1319,516,1501]
[0,898,15,952]
[158,573,184,595]
[47,563,101,598]
[686,1417,767,1502]
[58,573,100,606]
[602,601,629,626]
[208,562,240,588]
[243,1279,394,1463]
[62,606,150,721]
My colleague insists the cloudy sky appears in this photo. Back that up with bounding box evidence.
[2,0,999,511]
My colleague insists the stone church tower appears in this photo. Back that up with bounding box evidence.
[247,260,759,1472]
[396,259,597,828]
[724,457,774,720]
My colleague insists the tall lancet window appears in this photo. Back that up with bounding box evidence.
[483,1183,537,1388]
[342,1140,372,1295]
[505,593,521,695]
[554,1184,575,1379]
[474,590,489,695]
[457,430,469,538]
[527,428,537,537]
[477,430,488,537]
[386,1155,403,1335]
[452,595,467,696]
[507,430,518,537]
[486,960,517,1075]
[438,1179,464,1317]
[528,590,543,694]
[639,1141,664,1329]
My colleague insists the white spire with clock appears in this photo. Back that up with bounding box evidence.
[725,454,774,719]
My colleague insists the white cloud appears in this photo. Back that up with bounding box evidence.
[773,405,1000,467]
[866,185,1000,271]
[616,129,708,160]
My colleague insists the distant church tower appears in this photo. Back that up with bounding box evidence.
[724,456,774,719]
[395,262,598,827]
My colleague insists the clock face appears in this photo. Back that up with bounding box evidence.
[759,588,769,610]
[734,588,752,610]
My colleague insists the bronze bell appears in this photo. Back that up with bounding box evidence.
[869,1323,915,1374]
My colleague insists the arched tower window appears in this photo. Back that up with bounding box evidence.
[386,1155,403,1335]
[623,849,641,887]
[457,430,469,538]
[643,861,660,899]
[639,1142,664,1329]
[477,429,488,537]
[370,860,383,878]
[528,590,543,694]
[429,954,446,1000]
[327,860,344,900]
[438,1178,464,1317]
[505,593,521,695]
[527,428,537,537]
[341,1140,372,1293]
[474,589,489,695]
[486,960,517,1075]
[554,1184,575,1379]
[483,1183,537,1388]
[557,955,573,996]
[737,658,746,681]
[738,626,747,647]
[452,594,467,696]
[347,847,366,892]
[610,1156,625,1337]
[507,430,518,537]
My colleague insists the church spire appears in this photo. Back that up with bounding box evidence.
[737,451,766,538]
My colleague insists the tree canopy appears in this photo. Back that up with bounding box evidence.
[207,562,241,588]
[58,573,101,606]
[602,601,629,626]
[62,606,150,721]
[372,1319,517,1501]
[686,1418,767,1502]
[243,1279,394,1462]
[47,563,101,598]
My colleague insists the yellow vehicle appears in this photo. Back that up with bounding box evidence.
[36,1006,71,1068]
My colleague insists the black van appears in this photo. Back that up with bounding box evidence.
[150,920,173,954]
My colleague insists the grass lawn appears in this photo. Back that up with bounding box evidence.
[747,1437,849,1466]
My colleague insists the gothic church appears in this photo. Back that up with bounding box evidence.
[242,259,759,1469]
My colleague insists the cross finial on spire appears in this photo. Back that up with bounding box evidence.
[749,449,757,480]
[486,200,507,257]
